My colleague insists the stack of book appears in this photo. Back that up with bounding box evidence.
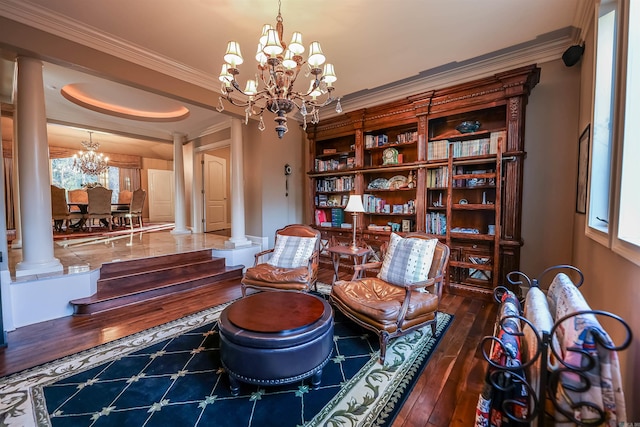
[426,212,447,235]
[428,140,449,160]
[331,208,344,227]
[427,166,449,187]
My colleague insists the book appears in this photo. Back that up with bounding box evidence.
[331,208,344,227]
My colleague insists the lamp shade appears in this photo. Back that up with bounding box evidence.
[259,24,273,46]
[323,63,337,86]
[282,49,297,69]
[289,32,305,54]
[224,41,243,67]
[344,195,365,212]
[262,29,283,56]
[307,41,326,68]
[244,79,258,95]
[255,43,268,65]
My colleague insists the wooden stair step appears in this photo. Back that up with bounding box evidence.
[71,266,243,315]
[98,249,216,280]
[71,250,243,316]
[97,258,226,294]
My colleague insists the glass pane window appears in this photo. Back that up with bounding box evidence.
[617,0,640,247]
[50,159,118,198]
[588,4,618,234]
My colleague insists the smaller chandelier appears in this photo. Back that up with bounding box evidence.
[73,131,109,176]
[216,0,342,138]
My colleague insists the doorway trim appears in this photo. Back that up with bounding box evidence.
[192,138,231,233]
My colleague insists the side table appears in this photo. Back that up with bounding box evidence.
[327,245,372,284]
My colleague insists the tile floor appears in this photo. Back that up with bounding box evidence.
[7,225,230,281]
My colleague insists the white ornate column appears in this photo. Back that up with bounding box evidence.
[10,108,22,249]
[14,57,63,276]
[226,119,251,248]
[171,132,191,234]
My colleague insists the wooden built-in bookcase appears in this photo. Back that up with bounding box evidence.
[306,65,540,297]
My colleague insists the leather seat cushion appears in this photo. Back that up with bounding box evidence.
[331,277,438,325]
[243,263,310,285]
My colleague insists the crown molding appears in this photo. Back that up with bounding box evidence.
[0,0,219,92]
[320,28,575,120]
[573,0,595,42]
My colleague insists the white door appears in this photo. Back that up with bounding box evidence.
[148,169,174,222]
[203,154,227,231]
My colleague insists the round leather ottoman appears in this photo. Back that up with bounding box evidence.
[218,291,334,396]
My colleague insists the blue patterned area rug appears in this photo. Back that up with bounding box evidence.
[0,297,452,427]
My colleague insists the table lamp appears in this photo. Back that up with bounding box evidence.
[344,194,365,250]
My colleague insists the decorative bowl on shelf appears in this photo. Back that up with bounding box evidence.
[456,120,481,134]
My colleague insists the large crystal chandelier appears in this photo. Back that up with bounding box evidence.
[216,0,342,138]
[73,131,109,176]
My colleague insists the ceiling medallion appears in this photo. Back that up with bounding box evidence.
[216,0,341,138]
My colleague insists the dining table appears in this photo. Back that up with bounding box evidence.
[66,203,131,229]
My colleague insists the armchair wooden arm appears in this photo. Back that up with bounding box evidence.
[253,248,275,265]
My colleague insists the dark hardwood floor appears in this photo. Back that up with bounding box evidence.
[0,265,497,426]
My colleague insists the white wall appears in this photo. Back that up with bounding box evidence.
[243,123,305,247]
[521,59,581,275]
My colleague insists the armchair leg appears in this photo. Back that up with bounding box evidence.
[430,321,437,337]
[378,332,390,364]
[240,284,247,297]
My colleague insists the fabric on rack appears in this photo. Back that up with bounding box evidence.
[475,290,528,427]
[523,286,558,427]
[547,273,626,426]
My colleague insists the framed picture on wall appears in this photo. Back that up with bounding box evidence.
[576,124,590,214]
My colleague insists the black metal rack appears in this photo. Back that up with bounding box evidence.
[479,265,632,426]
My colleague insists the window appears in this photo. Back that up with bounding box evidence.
[51,158,121,202]
[612,0,640,262]
[588,0,640,266]
[587,2,617,238]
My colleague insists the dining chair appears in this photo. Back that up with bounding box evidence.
[112,190,133,226]
[67,189,88,213]
[112,188,146,230]
[85,186,113,231]
[50,185,84,232]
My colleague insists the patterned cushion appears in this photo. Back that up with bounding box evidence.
[267,235,317,268]
[377,233,437,286]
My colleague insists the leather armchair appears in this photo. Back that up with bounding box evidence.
[330,233,450,364]
[241,224,321,297]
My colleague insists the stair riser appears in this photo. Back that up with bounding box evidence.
[97,260,227,295]
[72,270,242,315]
[98,249,217,280]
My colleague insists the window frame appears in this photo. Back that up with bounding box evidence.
[585,0,618,246]
[586,0,640,267]
[610,0,640,265]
